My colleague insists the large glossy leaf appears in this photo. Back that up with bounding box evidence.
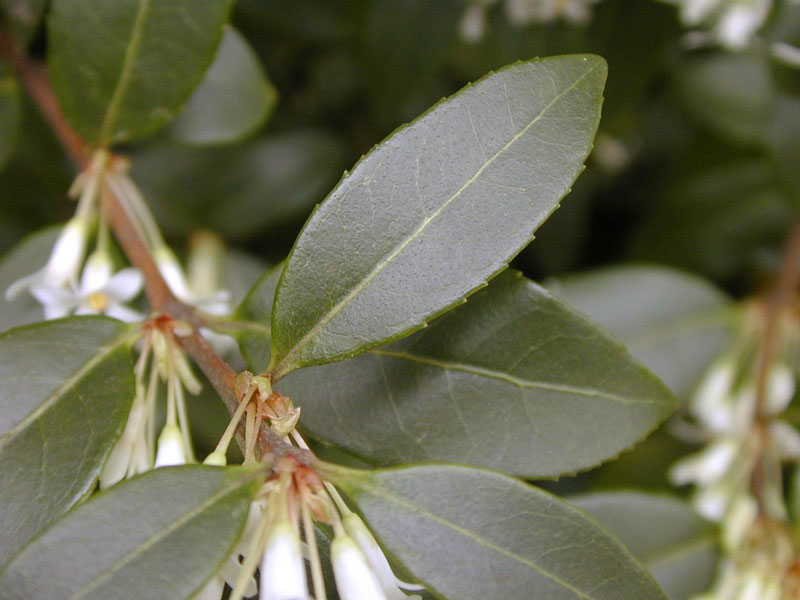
[268,54,607,378]
[548,265,733,398]
[572,492,718,600]
[0,60,20,170]
[0,466,263,599]
[326,464,665,600]
[48,0,234,145]
[0,317,135,566]
[0,226,59,333]
[275,270,676,478]
[168,26,277,146]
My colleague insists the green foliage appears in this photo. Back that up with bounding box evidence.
[167,26,278,146]
[573,492,718,600]
[0,466,264,599]
[273,270,676,477]
[268,55,607,378]
[328,463,666,600]
[48,0,234,145]
[0,317,134,566]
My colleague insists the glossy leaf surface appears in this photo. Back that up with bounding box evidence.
[269,54,607,377]
[549,265,732,398]
[0,466,263,599]
[0,317,134,566]
[572,492,718,600]
[168,26,277,146]
[48,0,234,144]
[329,464,666,600]
[276,271,676,478]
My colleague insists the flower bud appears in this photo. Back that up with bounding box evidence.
[155,424,187,467]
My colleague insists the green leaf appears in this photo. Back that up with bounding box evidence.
[167,26,278,146]
[0,465,263,599]
[0,317,135,566]
[48,0,234,145]
[276,270,676,478]
[232,261,283,371]
[0,226,60,334]
[548,265,733,398]
[0,0,46,46]
[0,60,21,169]
[572,492,718,600]
[131,130,347,238]
[268,54,607,378]
[327,464,666,600]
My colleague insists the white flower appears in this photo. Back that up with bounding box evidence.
[331,531,389,600]
[155,424,187,467]
[154,245,231,316]
[99,392,149,488]
[693,484,731,521]
[712,0,770,49]
[721,494,757,551]
[764,363,795,416]
[28,250,143,322]
[504,0,595,24]
[669,438,738,487]
[459,3,489,43]
[770,420,800,459]
[342,512,423,600]
[6,217,91,301]
[260,521,310,600]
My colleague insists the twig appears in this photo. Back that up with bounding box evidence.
[0,27,302,462]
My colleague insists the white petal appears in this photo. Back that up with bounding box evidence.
[693,485,730,521]
[459,4,486,44]
[104,268,144,302]
[722,494,757,551]
[80,252,113,294]
[154,246,193,300]
[105,303,145,323]
[681,0,721,24]
[44,218,90,287]
[192,575,224,600]
[770,420,800,459]
[218,556,257,597]
[155,425,187,467]
[29,284,76,313]
[260,522,309,600]
[714,2,766,49]
[764,363,795,416]
[6,269,46,300]
[100,399,147,488]
[343,513,423,596]
[772,42,800,67]
[331,534,389,600]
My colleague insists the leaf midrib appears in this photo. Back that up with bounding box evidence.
[0,324,131,446]
[351,478,596,600]
[272,60,601,377]
[98,0,152,143]
[370,348,663,406]
[68,473,252,600]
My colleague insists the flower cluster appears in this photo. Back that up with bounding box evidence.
[194,375,426,600]
[666,0,771,50]
[459,0,597,44]
[669,310,800,599]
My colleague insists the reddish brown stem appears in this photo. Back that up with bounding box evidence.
[0,28,301,462]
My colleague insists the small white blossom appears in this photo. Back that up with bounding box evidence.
[669,438,738,487]
[721,494,757,551]
[260,521,310,600]
[764,363,795,416]
[342,512,423,600]
[28,251,143,322]
[155,424,187,467]
[332,532,389,600]
[99,393,149,488]
[6,217,91,302]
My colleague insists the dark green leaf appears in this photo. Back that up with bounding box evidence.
[277,271,676,478]
[232,261,282,371]
[0,226,59,333]
[0,317,135,566]
[0,0,46,46]
[131,130,347,238]
[675,50,776,147]
[0,465,263,599]
[548,265,733,398]
[572,492,718,600]
[269,55,607,377]
[168,26,278,146]
[327,464,665,600]
[48,0,234,145]
[0,60,21,169]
